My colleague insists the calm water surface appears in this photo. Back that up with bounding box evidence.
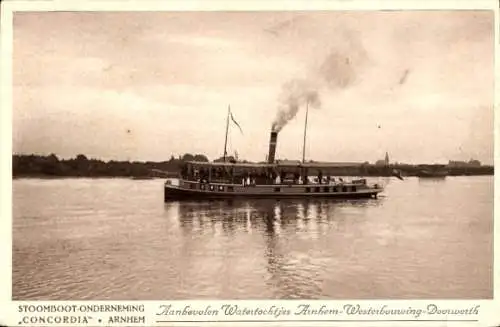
[13,176,493,300]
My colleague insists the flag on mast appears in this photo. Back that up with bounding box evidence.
[229,107,243,134]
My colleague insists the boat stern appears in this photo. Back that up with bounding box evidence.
[370,183,384,198]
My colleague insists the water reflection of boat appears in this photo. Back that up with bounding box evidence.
[169,198,378,298]
[171,198,378,233]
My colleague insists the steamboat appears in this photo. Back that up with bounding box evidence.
[416,165,448,178]
[164,106,384,200]
[416,170,448,178]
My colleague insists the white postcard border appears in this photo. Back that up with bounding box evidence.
[1,0,498,326]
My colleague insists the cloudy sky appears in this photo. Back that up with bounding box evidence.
[13,10,494,164]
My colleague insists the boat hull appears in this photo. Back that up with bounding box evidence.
[417,171,448,178]
[164,181,382,201]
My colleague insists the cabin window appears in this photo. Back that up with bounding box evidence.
[209,185,215,191]
[323,187,330,192]
[227,186,234,192]
[218,185,224,191]
[200,184,206,190]
[333,186,338,192]
[274,187,281,192]
[352,186,357,192]
[342,186,348,192]
[305,187,311,193]
[315,187,320,193]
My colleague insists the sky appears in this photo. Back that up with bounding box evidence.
[12,10,494,164]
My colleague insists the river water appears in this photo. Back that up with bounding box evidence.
[12,176,493,300]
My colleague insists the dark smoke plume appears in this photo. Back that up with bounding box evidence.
[272,33,368,132]
[317,31,369,89]
[318,52,357,88]
[272,79,321,132]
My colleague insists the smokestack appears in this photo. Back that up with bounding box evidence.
[268,131,278,164]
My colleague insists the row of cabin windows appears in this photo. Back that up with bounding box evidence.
[189,183,356,193]
[189,183,234,192]
[275,186,356,192]
[301,186,356,193]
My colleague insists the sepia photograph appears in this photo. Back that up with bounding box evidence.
[10,5,494,305]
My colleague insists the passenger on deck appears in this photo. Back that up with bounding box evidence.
[271,171,277,184]
[181,164,188,179]
[198,168,202,181]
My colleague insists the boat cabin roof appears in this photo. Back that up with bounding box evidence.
[186,161,276,169]
[185,161,364,169]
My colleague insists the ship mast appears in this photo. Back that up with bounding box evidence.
[223,105,230,162]
[302,100,309,163]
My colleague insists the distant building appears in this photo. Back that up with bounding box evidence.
[375,152,390,166]
[448,159,481,167]
[468,159,481,167]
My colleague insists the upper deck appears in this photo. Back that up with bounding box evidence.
[179,160,369,188]
[184,160,364,169]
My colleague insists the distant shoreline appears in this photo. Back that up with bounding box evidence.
[13,175,162,180]
[12,154,494,179]
[12,175,493,180]
[13,171,493,179]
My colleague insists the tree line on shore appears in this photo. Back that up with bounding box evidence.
[12,153,494,178]
[12,153,209,178]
